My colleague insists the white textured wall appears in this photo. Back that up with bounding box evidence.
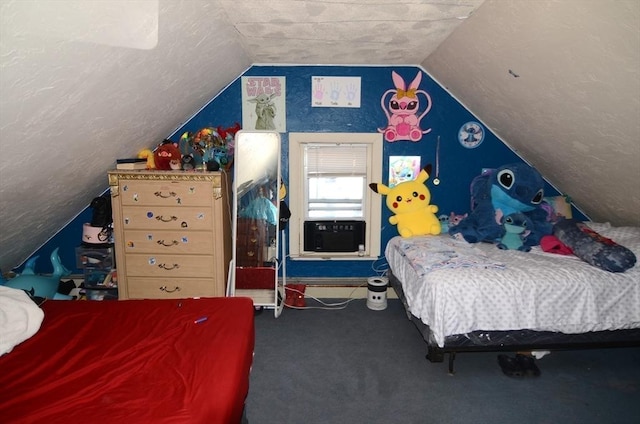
[1,0,639,273]
[0,0,251,271]
[424,0,640,226]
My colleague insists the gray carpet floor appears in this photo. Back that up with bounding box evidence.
[245,298,640,424]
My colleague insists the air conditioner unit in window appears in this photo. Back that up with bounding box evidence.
[303,220,365,253]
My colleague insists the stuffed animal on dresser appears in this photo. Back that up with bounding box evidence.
[154,140,182,170]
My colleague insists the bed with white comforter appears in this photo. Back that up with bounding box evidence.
[385,222,640,365]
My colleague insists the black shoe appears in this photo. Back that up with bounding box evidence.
[497,354,525,377]
[516,354,541,377]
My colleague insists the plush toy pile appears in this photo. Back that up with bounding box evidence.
[139,124,240,171]
[449,163,553,247]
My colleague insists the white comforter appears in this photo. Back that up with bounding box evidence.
[0,286,44,356]
[385,223,640,347]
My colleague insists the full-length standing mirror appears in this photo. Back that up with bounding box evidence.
[228,131,283,316]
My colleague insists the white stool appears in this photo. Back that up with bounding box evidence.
[366,276,388,311]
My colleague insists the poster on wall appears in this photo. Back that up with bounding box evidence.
[388,156,421,188]
[241,77,286,132]
[378,71,432,142]
[311,76,361,108]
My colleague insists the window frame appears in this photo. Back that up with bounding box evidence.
[288,132,382,260]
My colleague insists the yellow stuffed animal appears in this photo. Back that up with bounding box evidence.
[369,164,441,237]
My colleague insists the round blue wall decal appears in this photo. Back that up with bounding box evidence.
[458,121,484,148]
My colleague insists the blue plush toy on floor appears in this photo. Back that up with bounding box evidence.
[449,163,552,246]
[2,248,73,300]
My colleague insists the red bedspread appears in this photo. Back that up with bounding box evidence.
[0,297,255,424]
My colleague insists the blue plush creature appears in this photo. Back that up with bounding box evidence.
[449,163,552,246]
[2,248,73,299]
[497,212,532,252]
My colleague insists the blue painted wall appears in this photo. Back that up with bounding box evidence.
[27,65,584,277]
[170,65,582,278]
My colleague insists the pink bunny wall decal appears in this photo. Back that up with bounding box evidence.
[378,71,432,142]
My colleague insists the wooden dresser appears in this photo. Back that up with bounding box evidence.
[235,218,267,267]
[108,170,231,299]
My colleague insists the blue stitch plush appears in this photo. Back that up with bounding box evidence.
[497,212,533,252]
[449,163,553,246]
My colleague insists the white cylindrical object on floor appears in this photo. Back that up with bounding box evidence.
[366,276,388,311]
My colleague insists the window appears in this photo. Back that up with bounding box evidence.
[289,133,382,259]
[306,144,367,219]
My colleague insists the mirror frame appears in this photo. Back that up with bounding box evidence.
[227,130,283,317]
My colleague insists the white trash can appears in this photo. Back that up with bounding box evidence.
[366,276,388,311]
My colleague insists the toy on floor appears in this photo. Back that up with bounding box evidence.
[369,164,441,237]
[449,163,552,246]
[2,248,73,299]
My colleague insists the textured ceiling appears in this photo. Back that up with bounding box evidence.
[1,0,639,273]
[218,0,485,64]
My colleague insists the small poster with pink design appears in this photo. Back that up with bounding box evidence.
[241,76,286,132]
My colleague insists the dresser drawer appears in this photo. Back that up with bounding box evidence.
[118,179,212,207]
[123,230,214,254]
[125,254,215,278]
[119,206,214,230]
[126,277,219,299]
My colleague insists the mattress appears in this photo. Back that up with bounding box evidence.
[385,222,640,348]
[0,296,255,424]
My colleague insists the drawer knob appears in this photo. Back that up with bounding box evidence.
[158,263,180,270]
[154,191,177,199]
[156,215,178,223]
[159,286,181,293]
[157,239,179,247]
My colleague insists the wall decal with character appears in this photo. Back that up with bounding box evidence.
[378,71,432,142]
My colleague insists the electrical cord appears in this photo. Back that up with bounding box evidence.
[282,281,368,310]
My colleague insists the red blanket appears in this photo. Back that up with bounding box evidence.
[0,297,254,424]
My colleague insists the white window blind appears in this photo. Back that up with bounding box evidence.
[304,145,368,176]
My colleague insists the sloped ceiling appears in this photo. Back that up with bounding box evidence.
[0,0,638,272]
[423,0,640,227]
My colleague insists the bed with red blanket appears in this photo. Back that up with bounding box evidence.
[0,292,255,424]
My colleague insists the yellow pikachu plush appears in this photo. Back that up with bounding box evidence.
[369,164,441,237]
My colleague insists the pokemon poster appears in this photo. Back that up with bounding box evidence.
[241,77,286,132]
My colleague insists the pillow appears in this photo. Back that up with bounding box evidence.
[553,219,636,273]
[0,286,45,356]
[542,195,573,222]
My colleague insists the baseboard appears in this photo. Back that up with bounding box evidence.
[281,277,397,299]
